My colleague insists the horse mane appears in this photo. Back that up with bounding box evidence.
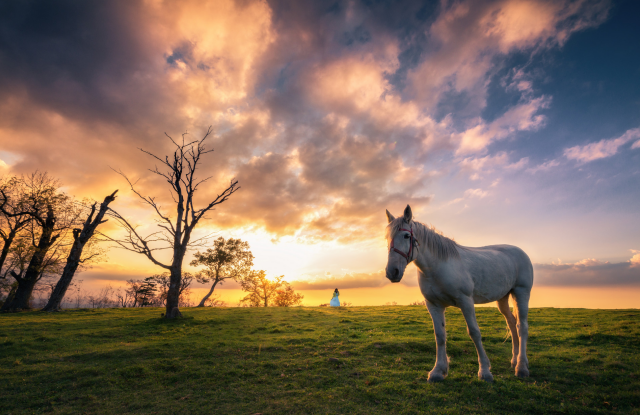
[387,217,460,260]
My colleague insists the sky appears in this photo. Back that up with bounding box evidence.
[1,0,639,308]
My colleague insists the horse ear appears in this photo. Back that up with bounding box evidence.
[403,205,412,223]
[385,209,395,223]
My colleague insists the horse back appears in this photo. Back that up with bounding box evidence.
[459,244,533,303]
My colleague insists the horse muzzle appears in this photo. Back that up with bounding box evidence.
[386,266,404,283]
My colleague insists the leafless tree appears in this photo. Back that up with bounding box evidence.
[115,287,134,308]
[72,279,84,308]
[43,191,117,311]
[106,127,239,318]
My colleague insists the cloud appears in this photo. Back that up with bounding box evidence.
[407,0,608,109]
[464,188,488,199]
[0,0,614,245]
[534,251,640,286]
[455,96,550,154]
[563,127,640,163]
[290,270,389,290]
[293,249,640,290]
[459,151,528,179]
[526,159,561,174]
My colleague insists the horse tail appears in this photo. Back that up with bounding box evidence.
[510,292,518,324]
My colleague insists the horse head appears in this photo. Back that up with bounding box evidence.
[385,204,418,283]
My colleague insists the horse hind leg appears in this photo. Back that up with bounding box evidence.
[497,294,519,369]
[511,287,531,378]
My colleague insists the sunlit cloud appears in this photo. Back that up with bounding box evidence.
[534,251,640,286]
[3,0,634,301]
[563,127,640,163]
[459,151,528,179]
[526,159,561,174]
[630,250,640,268]
[455,96,550,154]
[290,270,388,290]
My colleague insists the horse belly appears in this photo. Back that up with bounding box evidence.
[470,259,517,304]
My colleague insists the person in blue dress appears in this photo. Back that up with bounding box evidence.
[330,288,340,307]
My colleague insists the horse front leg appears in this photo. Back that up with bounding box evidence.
[426,301,448,382]
[459,297,493,382]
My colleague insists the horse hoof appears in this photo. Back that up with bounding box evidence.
[478,372,494,382]
[428,371,446,382]
[516,368,529,378]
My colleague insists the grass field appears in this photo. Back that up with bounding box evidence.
[1,306,639,414]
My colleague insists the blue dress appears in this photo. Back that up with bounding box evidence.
[330,292,340,307]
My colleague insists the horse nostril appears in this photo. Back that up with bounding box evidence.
[393,268,399,279]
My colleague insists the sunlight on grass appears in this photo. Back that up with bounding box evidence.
[1,307,639,414]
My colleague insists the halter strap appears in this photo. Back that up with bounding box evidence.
[389,224,419,263]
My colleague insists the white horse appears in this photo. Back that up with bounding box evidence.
[385,205,533,382]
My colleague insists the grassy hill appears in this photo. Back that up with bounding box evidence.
[1,306,639,414]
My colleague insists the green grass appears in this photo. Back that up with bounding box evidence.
[1,306,639,414]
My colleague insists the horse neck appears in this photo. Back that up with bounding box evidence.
[414,242,440,273]
[413,223,451,273]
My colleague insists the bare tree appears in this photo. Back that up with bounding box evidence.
[107,127,239,318]
[115,287,134,308]
[190,237,253,307]
[72,279,84,308]
[43,191,117,311]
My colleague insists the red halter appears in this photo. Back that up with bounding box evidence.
[389,225,419,263]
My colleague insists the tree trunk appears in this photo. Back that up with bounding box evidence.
[0,229,18,271]
[43,191,117,312]
[165,262,184,318]
[41,250,81,312]
[2,283,17,306]
[1,207,57,311]
[197,278,220,307]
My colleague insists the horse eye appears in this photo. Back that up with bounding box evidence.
[403,234,410,239]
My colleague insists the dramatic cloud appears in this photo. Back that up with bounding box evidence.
[0,0,614,247]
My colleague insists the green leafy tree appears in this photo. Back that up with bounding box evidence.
[125,277,158,307]
[273,282,304,307]
[1,173,84,311]
[190,237,253,307]
[239,271,284,307]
